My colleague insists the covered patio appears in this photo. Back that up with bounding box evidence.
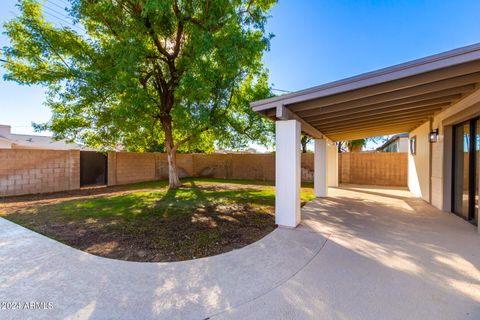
[1,186,479,319]
[252,43,480,229]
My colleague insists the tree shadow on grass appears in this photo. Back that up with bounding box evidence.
[4,180,278,262]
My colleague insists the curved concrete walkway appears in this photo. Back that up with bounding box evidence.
[1,186,479,320]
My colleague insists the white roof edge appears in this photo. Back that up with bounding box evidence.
[0,136,15,144]
[252,42,480,111]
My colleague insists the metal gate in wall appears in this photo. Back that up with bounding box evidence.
[80,151,108,187]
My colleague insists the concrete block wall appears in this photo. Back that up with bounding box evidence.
[108,153,195,186]
[107,152,409,188]
[0,149,80,197]
[232,153,277,181]
[107,153,314,186]
[301,153,314,181]
[340,152,408,187]
[1,149,407,197]
[190,154,233,179]
[339,153,350,184]
[112,152,158,185]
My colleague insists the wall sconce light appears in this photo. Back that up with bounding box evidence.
[429,129,439,143]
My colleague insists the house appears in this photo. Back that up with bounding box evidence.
[377,133,409,152]
[0,124,87,150]
[252,42,480,232]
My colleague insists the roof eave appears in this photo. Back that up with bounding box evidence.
[252,42,480,112]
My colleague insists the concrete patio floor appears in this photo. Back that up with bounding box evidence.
[0,186,479,320]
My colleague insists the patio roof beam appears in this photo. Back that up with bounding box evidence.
[296,85,474,119]
[327,126,422,141]
[322,118,427,131]
[289,72,480,113]
[275,105,325,139]
[301,94,462,122]
[325,117,428,136]
[328,128,417,141]
[311,105,445,128]
[328,124,422,136]
[316,110,435,127]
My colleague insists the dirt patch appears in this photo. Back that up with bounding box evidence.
[0,184,160,210]
[1,180,277,262]
[80,203,274,262]
[8,203,275,262]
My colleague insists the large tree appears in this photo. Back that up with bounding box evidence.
[2,0,276,188]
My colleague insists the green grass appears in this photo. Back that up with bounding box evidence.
[0,178,316,262]
[4,178,314,222]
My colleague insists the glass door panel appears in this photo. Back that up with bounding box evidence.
[453,123,470,219]
[476,119,479,224]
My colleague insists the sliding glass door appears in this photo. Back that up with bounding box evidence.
[452,118,479,225]
[476,119,479,223]
[453,123,471,220]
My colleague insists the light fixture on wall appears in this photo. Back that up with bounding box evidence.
[429,129,439,143]
[410,136,417,155]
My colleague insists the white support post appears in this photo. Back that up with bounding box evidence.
[275,120,301,228]
[314,139,328,197]
[327,140,339,187]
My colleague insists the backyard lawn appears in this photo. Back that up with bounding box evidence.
[0,178,314,262]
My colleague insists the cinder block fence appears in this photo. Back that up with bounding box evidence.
[0,149,80,197]
[0,149,407,197]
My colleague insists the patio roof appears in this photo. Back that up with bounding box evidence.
[252,43,480,141]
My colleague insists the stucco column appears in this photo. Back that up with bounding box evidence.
[275,120,301,228]
[314,139,328,197]
[327,140,339,187]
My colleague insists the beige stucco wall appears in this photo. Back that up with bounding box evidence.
[327,140,338,187]
[408,89,480,214]
[432,94,480,211]
[408,121,431,202]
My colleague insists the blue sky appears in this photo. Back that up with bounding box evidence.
[2,0,480,148]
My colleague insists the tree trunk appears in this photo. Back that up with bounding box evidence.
[300,136,309,153]
[160,115,182,188]
[301,143,307,153]
[167,150,181,188]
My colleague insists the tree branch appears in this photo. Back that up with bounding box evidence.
[172,21,183,59]
[144,16,172,59]
[172,126,210,152]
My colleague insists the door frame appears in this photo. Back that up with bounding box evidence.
[451,117,479,224]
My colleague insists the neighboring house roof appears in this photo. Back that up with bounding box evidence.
[6,133,88,150]
[377,133,408,151]
[0,125,91,150]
